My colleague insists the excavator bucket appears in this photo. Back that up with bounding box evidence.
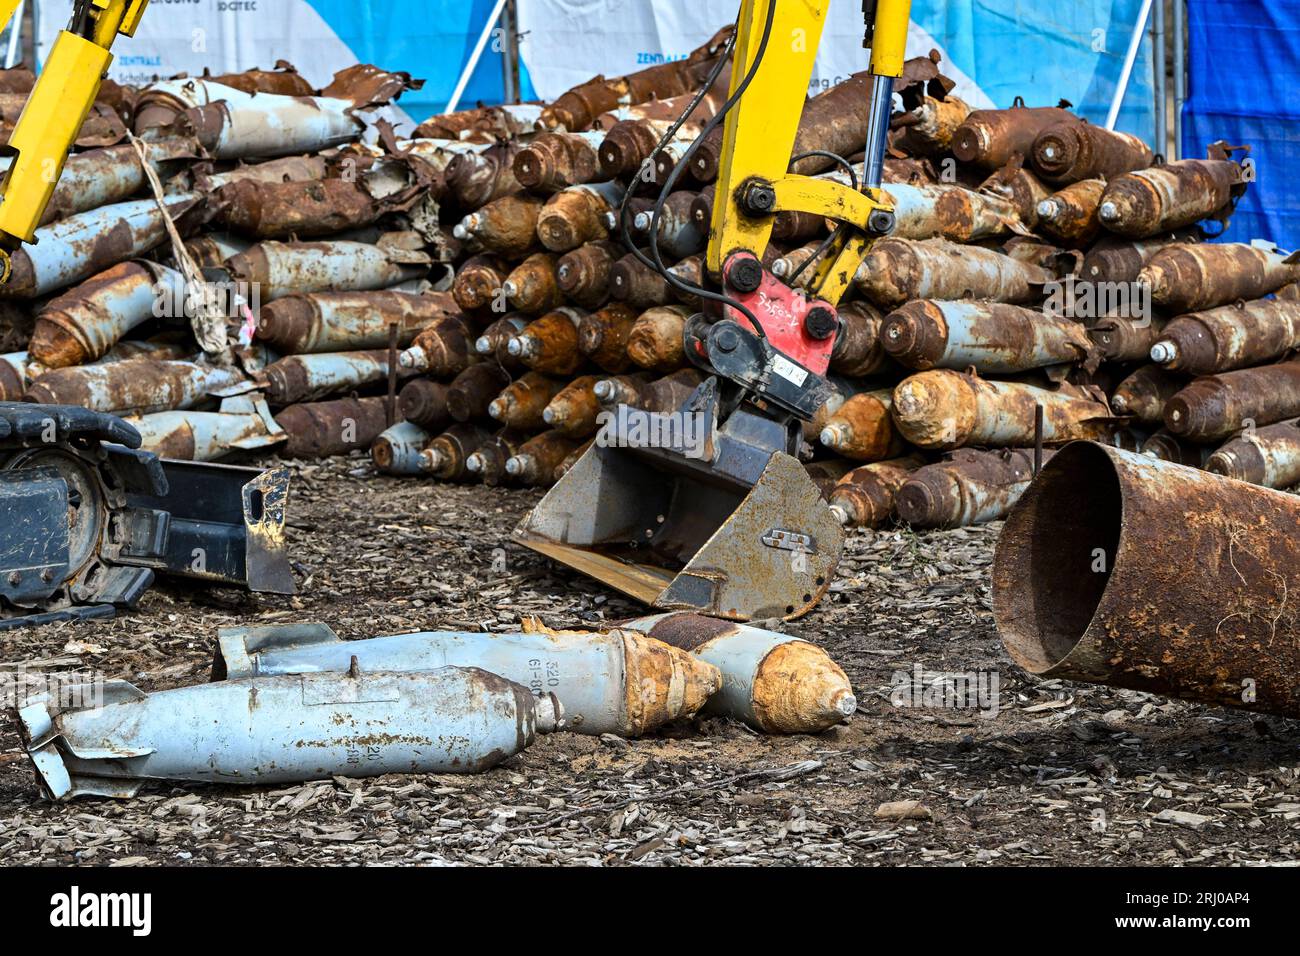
[515,382,844,621]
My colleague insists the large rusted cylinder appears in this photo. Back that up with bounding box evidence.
[421,422,492,481]
[857,239,1050,307]
[452,255,510,313]
[1081,232,1196,285]
[537,182,623,253]
[577,302,637,373]
[627,305,690,373]
[978,162,1051,230]
[1034,178,1105,247]
[509,307,587,375]
[1207,420,1300,489]
[444,142,523,209]
[399,315,478,377]
[1140,243,1300,315]
[260,350,409,405]
[1151,299,1300,375]
[1110,364,1183,425]
[1164,362,1300,442]
[1098,159,1245,238]
[898,448,1052,529]
[892,371,1113,450]
[29,261,187,369]
[275,397,389,458]
[882,300,1092,373]
[1030,122,1153,184]
[828,455,925,529]
[214,178,382,239]
[818,390,904,462]
[513,131,605,192]
[446,363,513,423]
[453,194,545,257]
[1140,428,1214,467]
[557,241,620,310]
[993,442,1300,719]
[226,241,426,302]
[830,301,894,378]
[952,106,1079,170]
[257,291,455,354]
[489,371,566,429]
[1090,316,1168,363]
[465,428,528,487]
[503,253,564,315]
[398,378,451,431]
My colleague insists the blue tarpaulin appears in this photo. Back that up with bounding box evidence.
[1183,0,1300,249]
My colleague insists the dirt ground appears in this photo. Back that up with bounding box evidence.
[2,453,1298,866]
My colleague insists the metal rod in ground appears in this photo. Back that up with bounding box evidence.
[1034,403,1044,476]
[386,322,399,427]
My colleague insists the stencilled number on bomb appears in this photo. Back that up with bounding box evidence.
[346,745,362,767]
[527,659,562,693]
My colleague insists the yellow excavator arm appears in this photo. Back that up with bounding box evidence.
[710,0,912,304]
[0,0,149,282]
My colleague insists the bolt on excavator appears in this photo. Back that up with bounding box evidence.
[517,0,914,621]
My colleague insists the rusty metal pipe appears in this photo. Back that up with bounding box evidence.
[993,442,1300,720]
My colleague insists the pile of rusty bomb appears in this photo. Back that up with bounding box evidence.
[0,34,1290,536]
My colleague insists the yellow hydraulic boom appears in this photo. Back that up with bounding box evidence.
[0,0,148,282]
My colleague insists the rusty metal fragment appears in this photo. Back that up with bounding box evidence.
[1098,156,1247,238]
[509,307,588,375]
[1110,364,1183,425]
[201,153,329,190]
[856,238,1051,307]
[599,118,696,179]
[883,300,1092,373]
[932,186,1029,243]
[506,430,583,487]
[29,261,187,369]
[420,422,492,481]
[1164,361,1300,442]
[892,371,1114,450]
[0,351,25,400]
[489,371,566,429]
[398,378,451,431]
[828,455,926,528]
[952,105,1079,170]
[127,395,285,461]
[214,178,384,239]
[1206,419,1300,489]
[623,613,857,734]
[24,360,245,416]
[226,240,428,301]
[898,447,1053,529]
[208,62,315,97]
[1140,242,1300,314]
[413,103,543,141]
[446,363,513,423]
[275,396,389,458]
[993,442,1300,720]
[1030,122,1153,184]
[258,290,455,354]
